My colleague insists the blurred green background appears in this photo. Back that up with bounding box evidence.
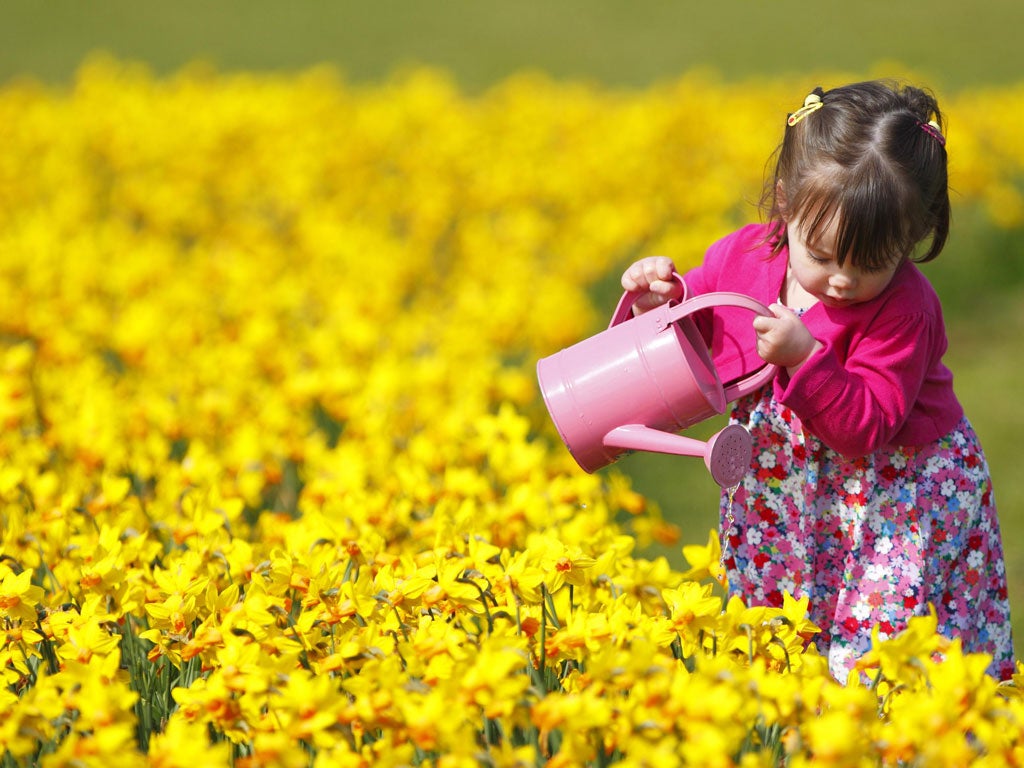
[3,1,1023,644]
[3,0,1024,91]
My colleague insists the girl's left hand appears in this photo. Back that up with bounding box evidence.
[752,304,823,371]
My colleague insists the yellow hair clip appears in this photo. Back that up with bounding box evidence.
[787,92,823,126]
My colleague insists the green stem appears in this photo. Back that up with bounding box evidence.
[541,584,560,629]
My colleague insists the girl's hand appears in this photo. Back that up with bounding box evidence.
[621,256,683,314]
[752,303,823,371]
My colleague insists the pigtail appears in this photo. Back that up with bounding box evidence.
[898,86,950,262]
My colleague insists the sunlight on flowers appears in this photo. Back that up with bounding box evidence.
[0,57,1022,765]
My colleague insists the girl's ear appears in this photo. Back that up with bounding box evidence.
[775,180,789,221]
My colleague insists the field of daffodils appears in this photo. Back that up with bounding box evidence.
[2,57,1024,766]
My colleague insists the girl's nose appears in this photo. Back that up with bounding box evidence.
[829,271,855,290]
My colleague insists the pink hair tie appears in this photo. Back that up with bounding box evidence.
[919,119,946,147]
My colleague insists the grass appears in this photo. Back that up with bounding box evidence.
[2,0,1024,92]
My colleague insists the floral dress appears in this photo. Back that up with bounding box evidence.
[721,377,1016,682]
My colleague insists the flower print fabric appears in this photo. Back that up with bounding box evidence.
[722,385,1015,682]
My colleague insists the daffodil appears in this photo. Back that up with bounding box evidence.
[662,580,722,651]
[544,544,597,592]
[531,686,612,765]
[855,605,951,684]
[262,668,345,749]
[457,641,532,721]
[53,616,121,665]
[147,716,233,768]
[42,725,147,768]
[778,592,821,640]
[172,675,252,744]
[681,528,728,588]
[0,568,45,623]
[499,550,546,605]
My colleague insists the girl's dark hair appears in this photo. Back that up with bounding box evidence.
[761,80,950,270]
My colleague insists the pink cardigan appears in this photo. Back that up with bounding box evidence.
[682,223,963,458]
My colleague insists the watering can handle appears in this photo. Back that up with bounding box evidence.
[664,291,779,399]
[608,278,778,397]
[608,272,688,329]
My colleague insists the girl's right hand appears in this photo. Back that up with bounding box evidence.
[620,256,684,314]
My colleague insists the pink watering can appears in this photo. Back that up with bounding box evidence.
[536,277,777,487]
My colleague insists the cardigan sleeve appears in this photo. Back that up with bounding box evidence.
[776,310,936,458]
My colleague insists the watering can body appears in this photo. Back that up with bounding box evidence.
[536,281,776,487]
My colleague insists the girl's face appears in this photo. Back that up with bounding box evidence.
[786,214,901,308]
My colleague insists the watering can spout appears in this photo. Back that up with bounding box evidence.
[602,423,752,488]
[603,424,707,459]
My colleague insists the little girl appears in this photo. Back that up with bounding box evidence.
[622,80,1015,681]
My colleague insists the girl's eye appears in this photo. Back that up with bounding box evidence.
[808,252,829,265]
